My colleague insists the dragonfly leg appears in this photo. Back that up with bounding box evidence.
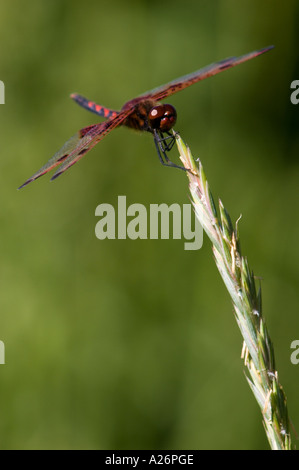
[158,131,177,152]
[153,129,188,171]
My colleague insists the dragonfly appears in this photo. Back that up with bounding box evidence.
[18,45,273,189]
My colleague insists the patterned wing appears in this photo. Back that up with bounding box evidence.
[71,93,119,119]
[137,46,274,102]
[18,109,132,189]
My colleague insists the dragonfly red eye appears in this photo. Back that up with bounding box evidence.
[148,104,177,132]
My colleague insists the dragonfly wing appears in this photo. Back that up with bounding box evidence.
[18,128,95,189]
[18,109,132,189]
[71,93,119,119]
[138,46,274,102]
[50,109,132,181]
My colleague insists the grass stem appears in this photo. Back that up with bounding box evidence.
[175,132,291,450]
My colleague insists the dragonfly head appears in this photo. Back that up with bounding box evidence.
[148,104,177,132]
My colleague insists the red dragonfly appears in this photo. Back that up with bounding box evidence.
[18,46,273,189]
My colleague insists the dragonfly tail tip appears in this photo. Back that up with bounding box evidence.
[50,173,61,181]
[17,179,31,190]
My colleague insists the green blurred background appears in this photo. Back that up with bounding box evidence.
[0,0,298,450]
